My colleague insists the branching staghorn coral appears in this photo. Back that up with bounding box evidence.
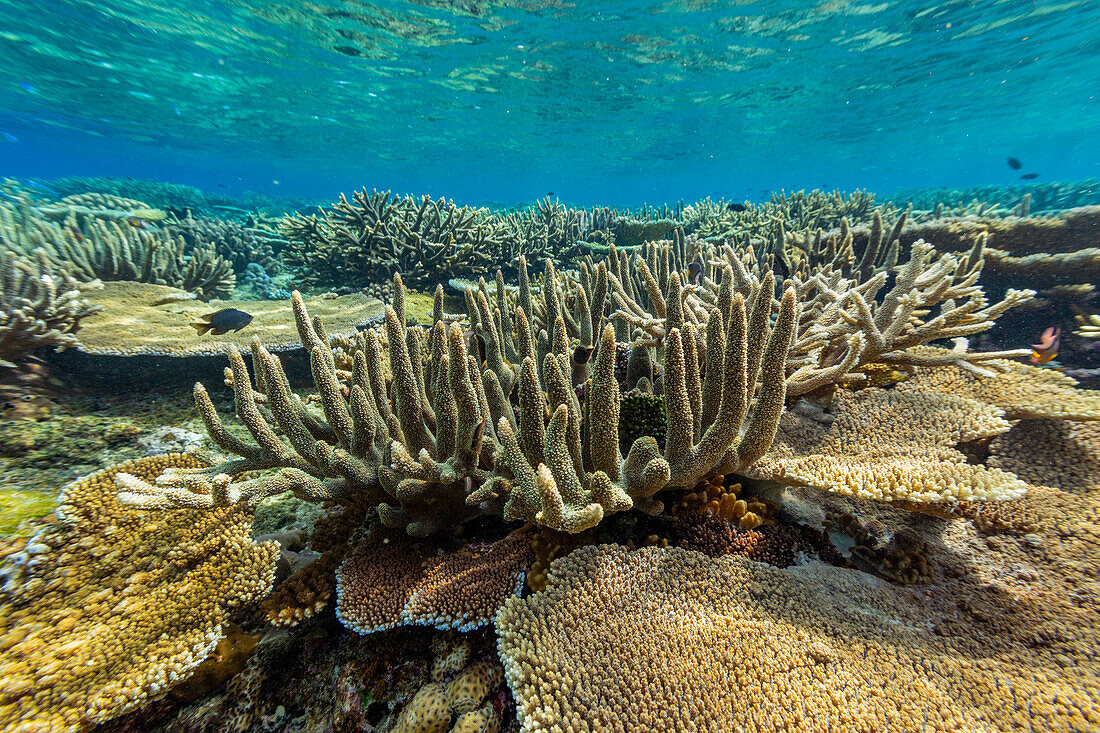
[167,212,283,274]
[587,226,1031,396]
[689,188,884,243]
[2,195,235,300]
[117,258,798,537]
[0,248,100,367]
[281,189,502,288]
[48,218,235,300]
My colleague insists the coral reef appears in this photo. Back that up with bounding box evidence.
[987,418,1100,491]
[335,529,533,634]
[606,223,1031,395]
[747,388,1027,504]
[497,542,1100,732]
[44,177,241,218]
[0,454,278,731]
[0,248,100,366]
[71,281,382,357]
[239,262,291,300]
[48,218,235,301]
[117,260,798,537]
[897,352,1100,420]
[1,196,235,301]
[889,178,1100,216]
[393,659,503,733]
[166,213,283,274]
[282,190,504,289]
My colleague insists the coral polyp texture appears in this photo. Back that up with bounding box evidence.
[0,248,100,366]
[394,657,504,733]
[335,529,533,633]
[896,351,1100,420]
[496,543,1100,733]
[746,388,1028,504]
[0,454,278,732]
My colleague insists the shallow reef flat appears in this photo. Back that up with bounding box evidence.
[1,183,1099,732]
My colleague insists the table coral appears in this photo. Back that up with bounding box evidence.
[0,454,278,732]
[497,543,1100,732]
[746,388,1027,504]
[72,281,382,357]
[897,351,1100,420]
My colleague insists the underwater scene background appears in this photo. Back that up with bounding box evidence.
[1,0,1099,201]
[1,1,1099,732]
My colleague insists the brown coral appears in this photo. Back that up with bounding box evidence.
[496,543,1100,732]
[0,454,278,732]
[335,528,533,634]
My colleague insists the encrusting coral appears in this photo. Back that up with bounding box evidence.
[394,656,504,733]
[0,248,100,366]
[335,528,533,634]
[496,543,1100,732]
[0,454,278,732]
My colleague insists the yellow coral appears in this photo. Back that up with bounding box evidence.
[497,543,1100,732]
[747,388,1027,503]
[0,454,278,732]
[897,351,1100,420]
[446,660,503,715]
[451,706,500,733]
[394,683,452,733]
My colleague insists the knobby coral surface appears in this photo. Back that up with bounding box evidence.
[497,543,1100,732]
[335,528,533,634]
[746,388,1028,504]
[0,454,278,732]
[117,258,798,537]
[897,351,1100,420]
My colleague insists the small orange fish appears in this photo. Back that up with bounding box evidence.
[125,216,150,230]
[1029,326,1060,365]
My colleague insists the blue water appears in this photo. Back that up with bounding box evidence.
[1,0,1097,205]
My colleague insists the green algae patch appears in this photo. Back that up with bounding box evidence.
[0,488,57,534]
[405,291,437,324]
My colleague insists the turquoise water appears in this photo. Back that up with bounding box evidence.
[1,0,1097,204]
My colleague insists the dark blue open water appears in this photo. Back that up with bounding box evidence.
[1,0,1097,204]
